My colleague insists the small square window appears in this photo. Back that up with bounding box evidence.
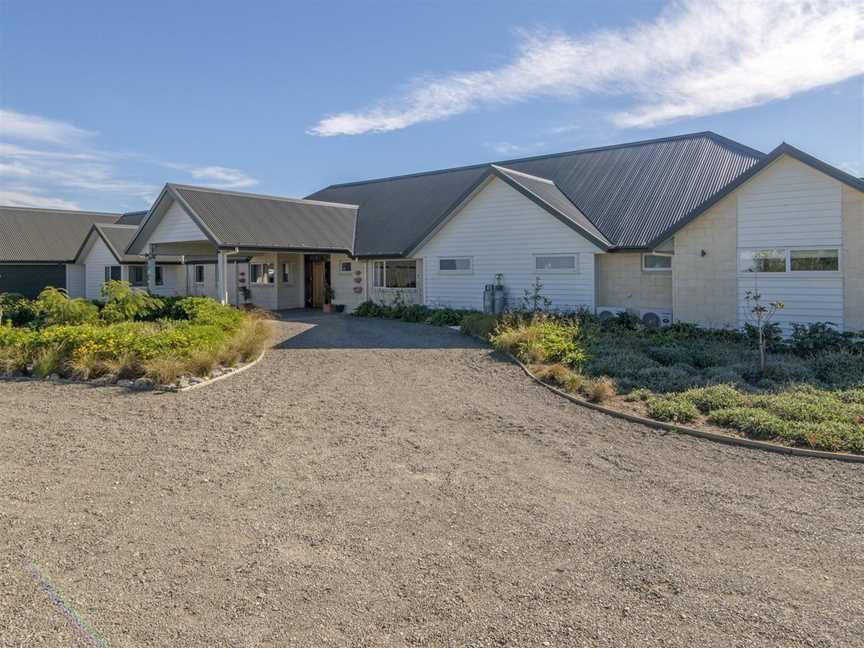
[340,261,352,273]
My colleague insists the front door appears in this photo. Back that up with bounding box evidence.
[310,260,326,308]
[305,254,331,308]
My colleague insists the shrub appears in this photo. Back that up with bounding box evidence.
[0,344,27,374]
[749,389,864,424]
[222,317,271,361]
[175,297,244,331]
[586,348,659,378]
[812,352,864,388]
[646,345,697,367]
[586,376,616,403]
[744,322,784,353]
[99,280,164,322]
[399,304,431,323]
[427,308,473,327]
[353,300,383,318]
[142,356,187,385]
[646,395,699,423]
[681,384,746,413]
[491,315,587,368]
[790,322,860,356]
[0,293,36,327]
[708,407,788,440]
[33,287,98,325]
[31,345,64,378]
[531,363,574,387]
[460,313,499,340]
[631,365,695,393]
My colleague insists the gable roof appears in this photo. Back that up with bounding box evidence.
[307,131,764,255]
[410,165,612,254]
[115,210,148,226]
[644,142,864,249]
[127,184,358,254]
[75,223,146,265]
[0,206,121,263]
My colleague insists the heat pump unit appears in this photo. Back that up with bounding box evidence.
[596,306,626,321]
[640,308,672,328]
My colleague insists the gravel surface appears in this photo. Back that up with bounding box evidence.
[2,312,862,647]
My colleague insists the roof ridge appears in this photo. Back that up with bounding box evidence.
[168,183,358,210]
[312,131,760,192]
[0,205,121,217]
[491,164,555,185]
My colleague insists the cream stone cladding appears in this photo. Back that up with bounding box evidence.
[672,193,738,328]
[843,185,864,330]
[596,253,672,311]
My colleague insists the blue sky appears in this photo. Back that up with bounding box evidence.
[1,0,862,212]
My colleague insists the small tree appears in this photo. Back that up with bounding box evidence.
[522,276,552,313]
[744,289,784,373]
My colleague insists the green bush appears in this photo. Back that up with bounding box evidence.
[460,313,498,339]
[33,287,99,325]
[0,293,37,327]
[427,308,473,327]
[491,315,587,368]
[586,348,659,378]
[99,280,165,322]
[632,365,695,393]
[646,345,697,367]
[681,384,746,413]
[708,407,788,440]
[812,352,864,388]
[399,304,432,323]
[790,322,862,356]
[646,395,699,423]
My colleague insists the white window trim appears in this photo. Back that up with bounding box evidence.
[437,256,473,275]
[193,264,205,284]
[281,261,295,285]
[642,252,673,272]
[104,265,121,282]
[339,261,352,274]
[533,253,579,274]
[737,247,842,276]
[250,262,275,286]
[373,259,419,290]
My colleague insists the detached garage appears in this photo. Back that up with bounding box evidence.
[0,206,121,298]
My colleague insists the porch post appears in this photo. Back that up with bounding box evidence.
[147,244,157,293]
[216,250,228,305]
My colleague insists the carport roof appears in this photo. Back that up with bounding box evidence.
[127,184,358,255]
[0,206,121,262]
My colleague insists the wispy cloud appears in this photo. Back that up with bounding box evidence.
[162,163,259,189]
[0,109,96,144]
[485,141,548,156]
[0,110,259,209]
[310,0,864,136]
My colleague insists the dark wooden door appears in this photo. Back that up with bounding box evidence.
[310,261,326,308]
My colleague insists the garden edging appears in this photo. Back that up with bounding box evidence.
[175,350,266,392]
[506,351,864,464]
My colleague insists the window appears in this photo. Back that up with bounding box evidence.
[372,260,417,288]
[250,263,274,284]
[104,265,121,282]
[154,266,164,286]
[438,257,472,273]
[739,248,840,273]
[790,249,839,272]
[194,265,205,284]
[128,266,146,286]
[534,254,577,272]
[642,253,672,272]
[282,262,295,284]
[339,261,352,273]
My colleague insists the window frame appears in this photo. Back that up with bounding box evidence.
[437,256,473,274]
[154,265,164,287]
[128,265,147,287]
[738,247,842,275]
[372,259,418,289]
[339,261,352,274]
[250,263,275,285]
[104,265,121,282]
[533,253,579,274]
[641,252,673,272]
[193,264,205,284]
[281,262,295,285]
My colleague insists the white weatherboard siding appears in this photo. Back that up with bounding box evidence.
[417,177,601,311]
[736,156,844,331]
[150,265,184,297]
[83,236,119,300]
[150,201,209,244]
[65,264,84,298]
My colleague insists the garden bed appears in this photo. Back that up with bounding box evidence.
[0,284,271,391]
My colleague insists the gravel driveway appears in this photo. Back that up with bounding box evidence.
[2,312,862,647]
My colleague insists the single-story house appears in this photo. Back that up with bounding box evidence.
[3,131,862,332]
[0,207,145,298]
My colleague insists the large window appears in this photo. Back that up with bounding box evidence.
[128,266,146,286]
[438,257,472,273]
[740,248,840,273]
[373,260,417,288]
[642,253,672,272]
[534,254,577,273]
[104,265,121,282]
[251,263,275,284]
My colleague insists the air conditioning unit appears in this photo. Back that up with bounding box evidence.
[639,308,673,328]
[596,306,627,321]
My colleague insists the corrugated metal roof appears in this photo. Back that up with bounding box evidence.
[170,185,358,251]
[115,210,148,226]
[93,224,145,263]
[307,131,764,255]
[0,206,121,262]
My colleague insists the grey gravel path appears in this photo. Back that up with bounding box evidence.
[1,312,862,647]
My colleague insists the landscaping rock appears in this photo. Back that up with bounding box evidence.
[131,377,155,391]
[117,379,134,388]
[91,374,118,386]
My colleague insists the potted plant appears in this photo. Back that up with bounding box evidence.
[322,285,336,313]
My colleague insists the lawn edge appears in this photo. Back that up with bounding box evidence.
[505,351,864,464]
[176,350,267,393]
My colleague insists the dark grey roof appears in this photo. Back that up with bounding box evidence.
[96,224,145,263]
[307,131,765,254]
[128,184,358,254]
[116,210,148,226]
[0,206,120,262]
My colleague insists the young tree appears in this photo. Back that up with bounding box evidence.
[522,276,552,313]
[744,289,784,373]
